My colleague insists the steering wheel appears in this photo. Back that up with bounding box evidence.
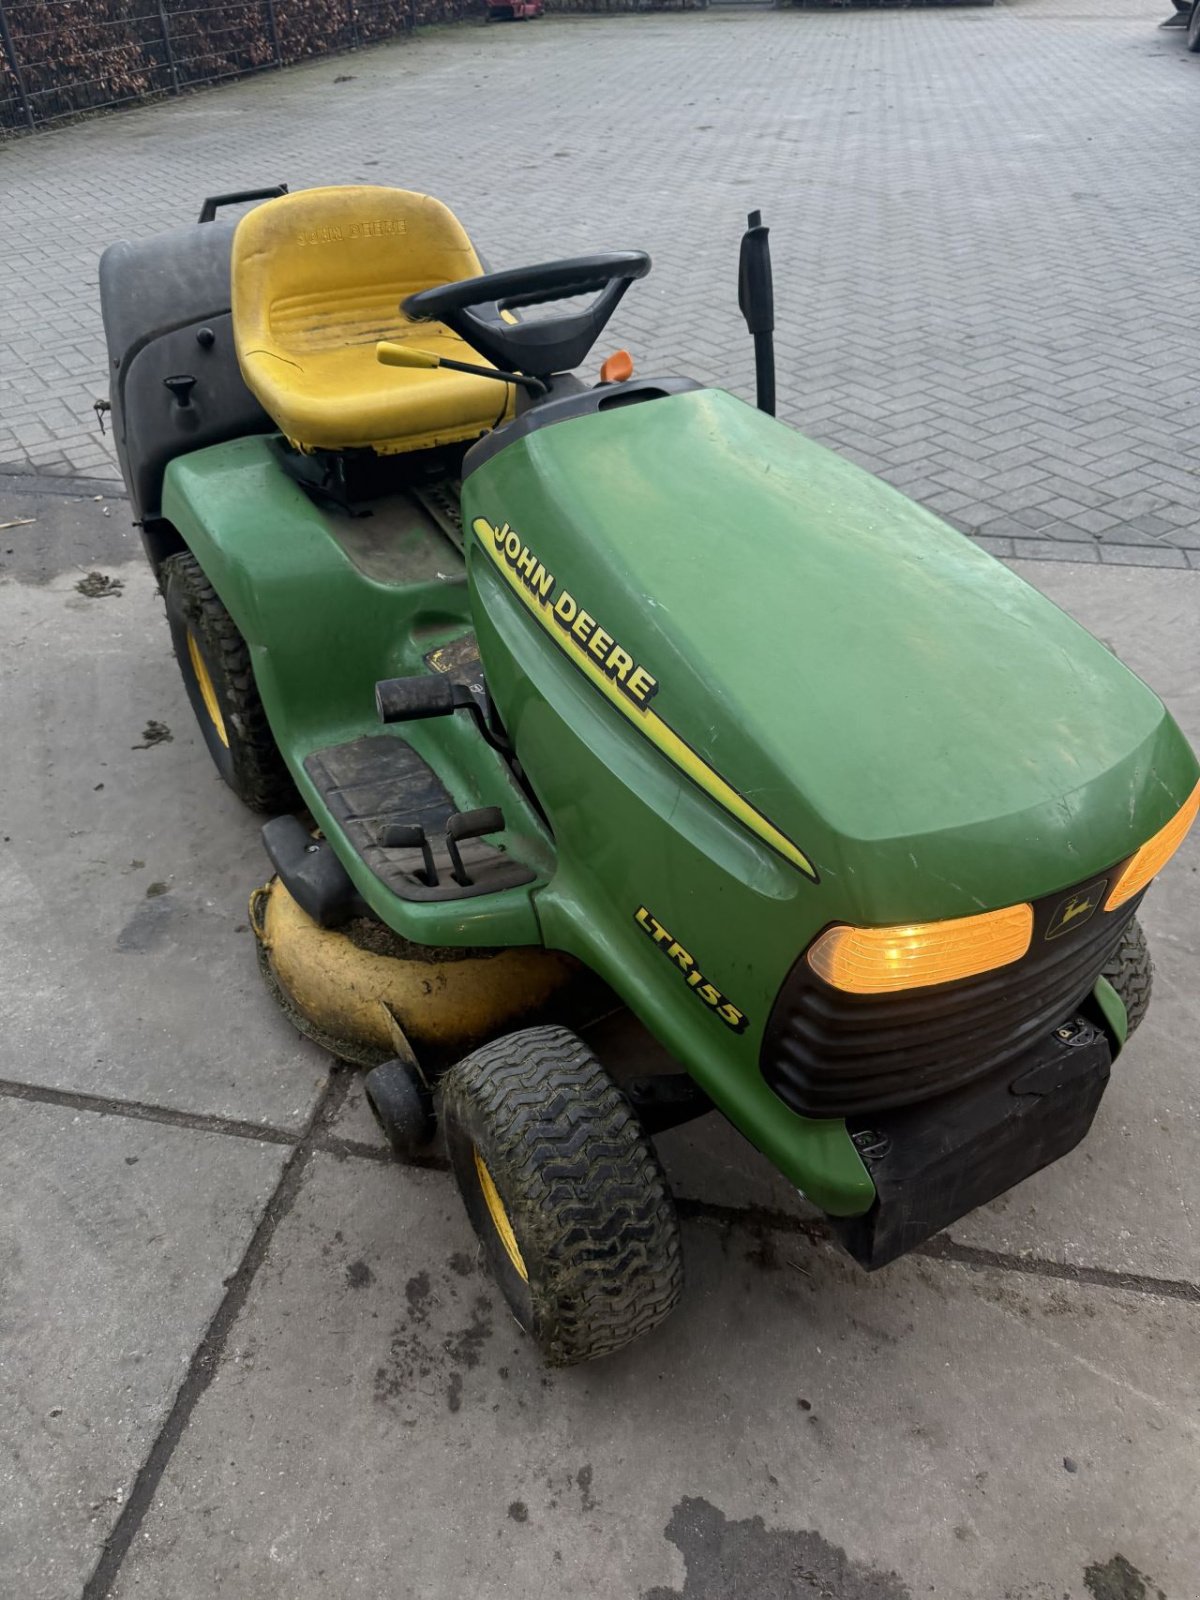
[402,252,650,381]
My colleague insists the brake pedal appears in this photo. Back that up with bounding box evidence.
[445,808,505,887]
[380,822,439,886]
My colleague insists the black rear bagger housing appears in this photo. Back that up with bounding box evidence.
[98,220,272,529]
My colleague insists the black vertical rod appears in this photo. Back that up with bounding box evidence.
[738,208,776,417]
[264,0,281,66]
[753,333,776,419]
[156,1,180,94]
[0,1,36,132]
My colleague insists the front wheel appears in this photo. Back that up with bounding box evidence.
[1101,916,1153,1037]
[1189,0,1200,48]
[161,551,299,813]
[439,1025,683,1366]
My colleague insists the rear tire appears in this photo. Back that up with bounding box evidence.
[1101,916,1152,1037]
[1189,0,1200,48]
[439,1025,683,1366]
[161,552,298,814]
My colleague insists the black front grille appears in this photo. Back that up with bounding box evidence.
[760,875,1141,1118]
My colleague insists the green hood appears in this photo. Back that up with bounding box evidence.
[464,387,1197,922]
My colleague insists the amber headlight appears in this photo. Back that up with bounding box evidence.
[1104,778,1200,911]
[806,904,1034,995]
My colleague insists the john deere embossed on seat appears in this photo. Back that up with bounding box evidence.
[231,186,513,454]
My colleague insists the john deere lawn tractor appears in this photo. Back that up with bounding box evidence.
[99,184,1199,1365]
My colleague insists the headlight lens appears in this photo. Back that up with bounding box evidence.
[1104,778,1200,911]
[806,904,1034,995]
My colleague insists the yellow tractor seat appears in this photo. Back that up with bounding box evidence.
[231,186,513,455]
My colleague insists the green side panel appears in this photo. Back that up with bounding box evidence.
[162,437,548,947]
[462,387,1196,1213]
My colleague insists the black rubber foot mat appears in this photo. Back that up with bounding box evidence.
[304,734,534,903]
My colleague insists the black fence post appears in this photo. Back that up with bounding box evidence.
[156,1,180,94]
[264,0,282,66]
[0,0,36,132]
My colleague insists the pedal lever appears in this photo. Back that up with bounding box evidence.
[445,807,505,888]
[380,822,438,887]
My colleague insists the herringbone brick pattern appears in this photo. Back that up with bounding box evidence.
[2,0,1197,567]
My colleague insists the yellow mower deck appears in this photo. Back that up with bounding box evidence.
[250,877,584,1068]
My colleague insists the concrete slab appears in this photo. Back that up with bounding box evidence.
[108,1149,1199,1600]
[0,1099,287,1600]
[0,535,327,1128]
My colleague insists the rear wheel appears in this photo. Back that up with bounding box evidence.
[1189,0,1200,47]
[161,552,298,813]
[439,1025,683,1366]
[1101,916,1152,1037]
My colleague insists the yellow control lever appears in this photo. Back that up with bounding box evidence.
[376,342,441,369]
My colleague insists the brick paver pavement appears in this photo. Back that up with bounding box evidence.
[1,0,1197,566]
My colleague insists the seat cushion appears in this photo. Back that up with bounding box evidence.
[243,330,512,454]
[231,186,513,453]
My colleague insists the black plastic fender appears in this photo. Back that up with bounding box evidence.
[98,220,272,525]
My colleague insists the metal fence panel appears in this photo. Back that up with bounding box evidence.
[0,0,438,134]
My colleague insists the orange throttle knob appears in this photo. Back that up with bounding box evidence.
[599,349,634,384]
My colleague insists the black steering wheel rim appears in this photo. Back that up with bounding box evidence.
[404,251,649,321]
[401,251,651,380]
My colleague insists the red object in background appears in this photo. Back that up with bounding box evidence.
[488,0,543,17]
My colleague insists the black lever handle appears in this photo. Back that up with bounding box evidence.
[738,209,776,416]
[380,822,438,886]
[197,184,288,224]
[375,675,512,756]
[445,808,504,888]
[376,676,458,723]
[164,374,197,408]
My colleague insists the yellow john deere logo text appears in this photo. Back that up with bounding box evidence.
[472,516,818,882]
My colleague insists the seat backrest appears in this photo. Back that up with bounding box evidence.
[232,186,483,360]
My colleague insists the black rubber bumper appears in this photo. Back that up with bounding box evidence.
[831,1015,1113,1270]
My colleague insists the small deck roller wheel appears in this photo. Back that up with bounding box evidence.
[1101,915,1153,1037]
[439,1025,683,1366]
[161,551,298,813]
[364,1058,437,1158]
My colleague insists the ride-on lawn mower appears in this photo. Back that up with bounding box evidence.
[100,185,1199,1365]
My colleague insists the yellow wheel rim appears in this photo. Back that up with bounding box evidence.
[187,631,229,748]
[473,1148,528,1282]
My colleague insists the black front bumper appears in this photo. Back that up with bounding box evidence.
[831,1014,1112,1270]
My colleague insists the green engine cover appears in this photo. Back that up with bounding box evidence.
[462,387,1197,1211]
